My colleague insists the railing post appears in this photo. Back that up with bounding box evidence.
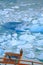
[32,62,33,65]
[14,59,18,65]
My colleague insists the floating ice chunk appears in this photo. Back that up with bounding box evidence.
[9,39,24,46]
[24,44,33,48]
[4,8,14,11]
[9,40,18,46]
[36,47,43,51]
[6,34,11,38]
[39,18,43,24]
[30,25,43,33]
[41,13,43,17]
[33,33,41,37]
[34,33,43,40]
[37,53,43,61]
[19,34,35,42]
[18,43,33,49]
[12,33,17,38]
[0,48,4,55]
[28,18,33,21]
[17,45,23,49]
[26,52,35,58]
[32,20,38,24]
[4,49,13,53]
[0,10,8,15]
[1,35,8,41]
[14,6,19,9]
[37,40,43,46]
[0,37,4,42]
[21,17,29,21]
[15,48,20,53]
[34,39,43,51]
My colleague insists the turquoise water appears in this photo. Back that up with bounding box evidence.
[0,0,43,62]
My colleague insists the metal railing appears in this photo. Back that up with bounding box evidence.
[19,59,43,65]
[0,57,43,65]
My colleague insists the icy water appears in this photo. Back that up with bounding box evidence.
[0,0,43,62]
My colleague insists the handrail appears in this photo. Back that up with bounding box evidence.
[19,59,43,64]
[0,57,43,65]
[19,59,43,65]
